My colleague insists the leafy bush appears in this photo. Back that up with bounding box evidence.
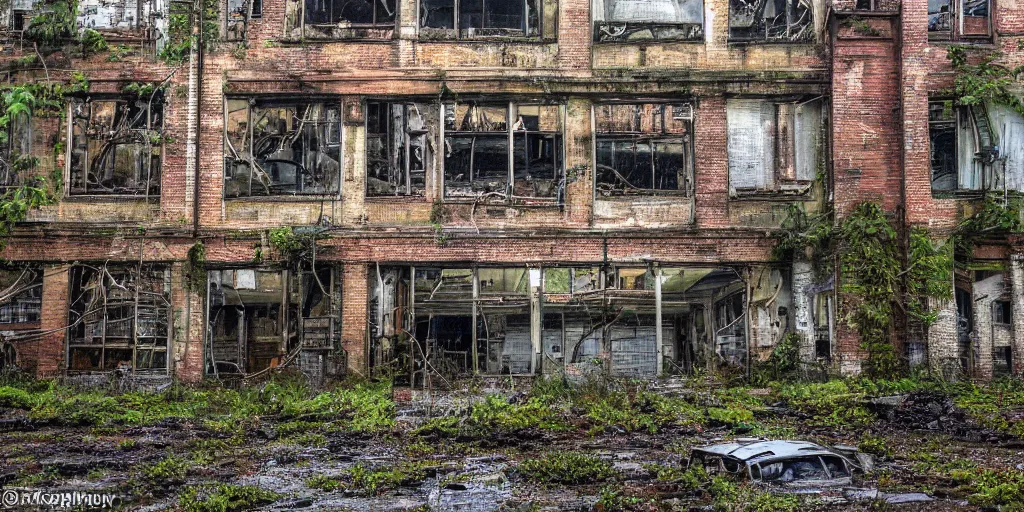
[0,386,33,409]
[178,484,281,512]
[518,452,616,484]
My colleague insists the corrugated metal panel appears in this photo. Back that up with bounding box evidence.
[728,99,774,190]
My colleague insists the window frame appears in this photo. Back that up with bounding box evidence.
[223,97,344,200]
[441,100,566,203]
[66,264,172,374]
[365,100,433,198]
[726,97,822,197]
[66,93,165,198]
[928,100,996,196]
[303,0,397,28]
[727,0,815,43]
[418,0,545,40]
[928,0,992,42]
[593,101,695,197]
[592,0,705,43]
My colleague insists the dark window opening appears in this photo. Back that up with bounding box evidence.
[420,0,542,38]
[992,300,1011,325]
[305,0,396,26]
[69,94,164,196]
[594,0,704,42]
[993,346,1012,377]
[728,0,813,42]
[226,0,263,40]
[0,111,31,190]
[727,98,821,194]
[929,101,994,194]
[68,265,170,372]
[0,266,42,326]
[366,101,433,197]
[444,102,564,201]
[596,103,693,196]
[224,98,342,198]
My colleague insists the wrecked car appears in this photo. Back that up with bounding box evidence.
[688,440,857,487]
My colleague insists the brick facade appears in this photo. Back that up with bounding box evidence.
[0,0,1022,382]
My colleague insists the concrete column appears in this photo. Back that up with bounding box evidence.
[791,260,815,362]
[171,262,206,383]
[341,98,367,227]
[655,267,664,376]
[927,294,960,379]
[1011,256,1024,376]
[972,272,1004,381]
[530,269,542,375]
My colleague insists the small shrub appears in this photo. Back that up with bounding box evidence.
[178,484,281,512]
[518,452,616,484]
[0,386,33,409]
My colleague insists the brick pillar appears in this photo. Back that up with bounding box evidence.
[564,97,593,225]
[694,96,728,228]
[1011,256,1024,376]
[342,101,367,227]
[341,263,369,375]
[170,262,206,383]
[558,0,591,69]
[395,0,418,67]
[23,264,71,378]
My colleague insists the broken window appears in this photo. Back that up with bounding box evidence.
[305,0,395,25]
[727,98,822,195]
[67,265,170,372]
[992,300,1011,325]
[595,103,693,196]
[224,98,342,198]
[69,94,163,196]
[543,267,601,294]
[366,101,434,197]
[207,269,300,374]
[713,291,746,368]
[592,0,704,42]
[444,101,564,201]
[0,112,31,190]
[226,0,263,40]
[420,0,545,38]
[0,266,41,326]
[728,0,813,42]
[77,0,163,31]
[928,101,996,194]
[929,0,990,40]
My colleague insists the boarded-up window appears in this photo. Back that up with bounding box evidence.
[728,0,813,42]
[444,101,564,200]
[224,98,342,198]
[595,103,693,195]
[69,94,163,196]
[593,0,704,42]
[727,98,820,193]
[366,101,434,197]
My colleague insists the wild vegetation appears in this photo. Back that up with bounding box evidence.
[2,369,1024,510]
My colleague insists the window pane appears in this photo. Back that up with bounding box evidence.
[929,103,957,192]
[69,97,162,196]
[421,0,455,28]
[928,0,952,34]
[449,103,508,132]
[445,135,509,197]
[961,0,989,36]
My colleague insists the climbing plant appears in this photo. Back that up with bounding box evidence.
[906,228,954,325]
[0,179,54,251]
[24,0,77,47]
[183,241,207,293]
[161,0,220,64]
[947,46,1024,117]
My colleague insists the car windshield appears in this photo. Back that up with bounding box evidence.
[759,456,828,483]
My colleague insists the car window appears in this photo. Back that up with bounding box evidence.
[759,456,827,483]
[749,464,761,481]
[821,455,850,478]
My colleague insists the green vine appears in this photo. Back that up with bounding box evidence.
[0,179,55,251]
[947,46,1024,118]
[24,0,77,48]
[906,228,954,325]
[429,199,451,246]
[161,0,220,64]
[268,227,326,268]
[183,241,207,293]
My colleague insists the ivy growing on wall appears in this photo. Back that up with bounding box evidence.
[183,241,207,293]
[947,46,1024,117]
[161,0,220,64]
[24,0,77,48]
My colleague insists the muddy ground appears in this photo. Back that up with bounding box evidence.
[1,374,1023,511]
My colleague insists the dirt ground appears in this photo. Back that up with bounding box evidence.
[1,374,1023,511]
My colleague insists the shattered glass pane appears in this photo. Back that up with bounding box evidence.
[305,0,396,25]
[961,0,990,36]
[421,0,456,28]
[69,95,163,196]
[728,0,813,42]
[366,101,431,196]
[224,99,342,198]
[512,104,563,198]
[928,0,952,34]
[594,0,704,41]
[595,103,692,195]
[929,103,957,193]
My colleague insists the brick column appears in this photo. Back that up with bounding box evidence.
[558,0,591,69]
[694,96,728,228]
[564,97,593,225]
[170,262,206,383]
[341,263,369,375]
[23,264,71,377]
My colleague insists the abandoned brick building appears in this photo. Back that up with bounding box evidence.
[0,0,1021,385]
